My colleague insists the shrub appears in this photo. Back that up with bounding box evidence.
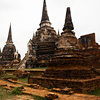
[33,95,46,100]
[11,87,22,95]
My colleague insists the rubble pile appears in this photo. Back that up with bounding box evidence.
[13,70,30,78]
[0,66,5,77]
[51,87,74,94]
[45,93,58,100]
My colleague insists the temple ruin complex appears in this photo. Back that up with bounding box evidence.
[28,0,100,93]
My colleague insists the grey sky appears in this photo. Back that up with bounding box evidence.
[0,0,100,59]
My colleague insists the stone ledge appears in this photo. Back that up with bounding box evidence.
[28,76,100,93]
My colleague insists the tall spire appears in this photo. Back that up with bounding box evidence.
[6,24,13,44]
[40,0,51,27]
[63,7,74,31]
[0,48,1,54]
[58,29,60,36]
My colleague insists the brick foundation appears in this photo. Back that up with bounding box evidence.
[42,69,96,79]
[28,76,100,93]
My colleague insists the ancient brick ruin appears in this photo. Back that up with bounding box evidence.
[78,33,99,49]
[20,0,100,70]
[0,0,100,98]
[28,3,100,93]
[18,0,59,68]
[0,24,21,68]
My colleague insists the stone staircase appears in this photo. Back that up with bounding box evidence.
[17,53,29,69]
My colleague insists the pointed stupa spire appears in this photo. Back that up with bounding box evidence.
[58,29,60,36]
[40,0,51,27]
[0,48,1,54]
[6,23,13,44]
[63,7,74,31]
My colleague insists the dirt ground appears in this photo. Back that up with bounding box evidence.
[6,95,34,100]
[0,79,100,100]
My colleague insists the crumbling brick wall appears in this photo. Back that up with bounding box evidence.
[78,33,98,49]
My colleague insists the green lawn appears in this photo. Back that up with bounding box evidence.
[0,72,28,83]
[33,95,46,100]
[0,86,37,100]
[87,88,100,96]
[25,67,47,69]
[0,86,46,100]
[1,72,16,78]
[0,86,15,100]
[18,77,28,83]
[0,71,47,100]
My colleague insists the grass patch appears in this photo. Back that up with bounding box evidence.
[18,77,28,83]
[33,67,47,69]
[11,87,23,95]
[0,86,14,100]
[88,88,100,96]
[1,72,16,79]
[33,95,46,100]
[1,72,28,83]
[25,67,47,70]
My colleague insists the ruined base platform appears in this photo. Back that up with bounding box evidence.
[28,76,100,93]
[42,69,96,79]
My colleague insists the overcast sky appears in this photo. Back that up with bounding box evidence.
[0,0,100,59]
